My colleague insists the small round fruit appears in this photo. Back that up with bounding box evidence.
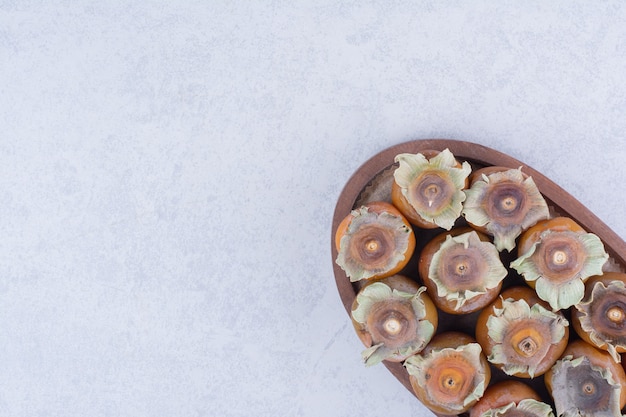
[404,331,490,415]
[572,272,626,363]
[511,217,609,311]
[335,201,415,282]
[419,228,507,314]
[392,148,471,230]
[462,166,549,252]
[350,275,438,366]
[475,286,569,378]
[545,340,626,417]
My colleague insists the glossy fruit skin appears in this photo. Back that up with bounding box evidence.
[545,340,626,410]
[391,149,467,229]
[408,331,491,415]
[469,380,542,417]
[517,217,586,259]
[418,227,503,314]
[475,286,569,378]
[335,201,416,280]
[571,272,626,356]
[468,166,522,185]
[391,181,439,229]
[350,275,438,362]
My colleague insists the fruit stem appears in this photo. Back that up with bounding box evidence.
[384,317,402,335]
[607,306,625,324]
[552,250,568,265]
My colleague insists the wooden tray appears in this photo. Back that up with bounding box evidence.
[330,139,626,416]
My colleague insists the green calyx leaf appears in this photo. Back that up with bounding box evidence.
[361,343,387,366]
[577,232,610,278]
[394,149,471,230]
[487,298,568,377]
[548,356,622,417]
[352,283,435,366]
[511,229,609,311]
[428,231,507,310]
[352,282,404,324]
[576,280,626,363]
[480,400,555,417]
[335,206,413,282]
[405,343,486,411]
[462,168,549,252]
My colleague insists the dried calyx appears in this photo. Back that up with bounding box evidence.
[405,333,490,415]
[335,203,414,282]
[574,277,626,362]
[486,297,568,378]
[547,356,621,417]
[393,148,471,230]
[481,400,555,417]
[351,279,436,366]
[462,167,549,252]
[511,218,609,311]
[427,230,507,311]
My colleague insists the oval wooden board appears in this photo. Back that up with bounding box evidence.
[331,139,626,416]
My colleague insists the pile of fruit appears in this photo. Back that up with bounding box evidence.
[334,149,626,417]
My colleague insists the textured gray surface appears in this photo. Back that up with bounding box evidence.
[2,2,626,416]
